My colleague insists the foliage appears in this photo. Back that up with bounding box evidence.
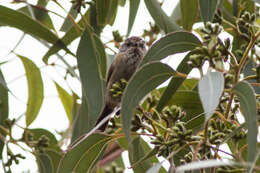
[0,0,259,172]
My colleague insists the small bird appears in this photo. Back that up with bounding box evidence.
[95,36,147,131]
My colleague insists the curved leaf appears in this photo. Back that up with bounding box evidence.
[106,0,119,26]
[93,35,107,79]
[18,55,44,126]
[121,62,175,141]
[199,0,219,23]
[42,6,102,64]
[198,71,224,120]
[37,153,53,173]
[127,0,141,36]
[140,31,201,66]
[57,133,111,173]
[60,6,78,32]
[76,27,105,131]
[0,69,8,158]
[180,0,199,30]
[156,52,194,111]
[176,159,233,172]
[96,0,111,26]
[29,128,58,147]
[0,5,58,44]
[232,81,258,168]
[44,149,62,173]
[144,0,180,33]
[71,97,89,143]
[18,1,55,31]
[54,82,73,121]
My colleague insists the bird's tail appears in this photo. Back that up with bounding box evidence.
[95,104,113,131]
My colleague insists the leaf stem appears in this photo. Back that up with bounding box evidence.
[243,75,257,81]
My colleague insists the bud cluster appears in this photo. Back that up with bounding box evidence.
[110,78,127,98]
[236,11,256,39]
[151,122,192,157]
[188,22,231,69]
[21,130,50,153]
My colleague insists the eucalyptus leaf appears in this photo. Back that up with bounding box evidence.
[121,62,175,141]
[96,0,111,26]
[176,160,233,172]
[71,96,89,143]
[140,31,201,66]
[127,0,141,36]
[60,6,78,32]
[37,153,53,173]
[232,81,258,171]
[199,0,219,23]
[0,69,8,159]
[0,5,59,44]
[180,0,198,30]
[54,82,73,121]
[156,52,194,111]
[18,55,44,126]
[144,0,180,33]
[198,71,224,120]
[76,27,105,131]
[57,133,111,173]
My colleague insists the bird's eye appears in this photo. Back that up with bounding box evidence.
[126,42,131,46]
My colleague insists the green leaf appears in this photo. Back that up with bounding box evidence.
[42,5,103,64]
[140,31,202,66]
[96,0,111,26]
[60,6,78,32]
[0,5,59,44]
[71,97,89,143]
[57,133,111,173]
[37,153,53,173]
[198,71,224,120]
[93,35,107,79]
[119,0,127,6]
[180,0,199,30]
[121,62,175,141]
[232,81,258,169]
[54,82,73,121]
[0,69,8,159]
[199,0,219,23]
[34,0,55,30]
[176,159,233,172]
[44,149,62,173]
[129,137,153,172]
[127,0,141,36]
[144,0,180,33]
[18,2,55,31]
[156,52,194,111]
[76,27,105,131]
[106,0,119,26]
[18,55,44,126]
[243,60,260,94]
[29,128,60,149]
